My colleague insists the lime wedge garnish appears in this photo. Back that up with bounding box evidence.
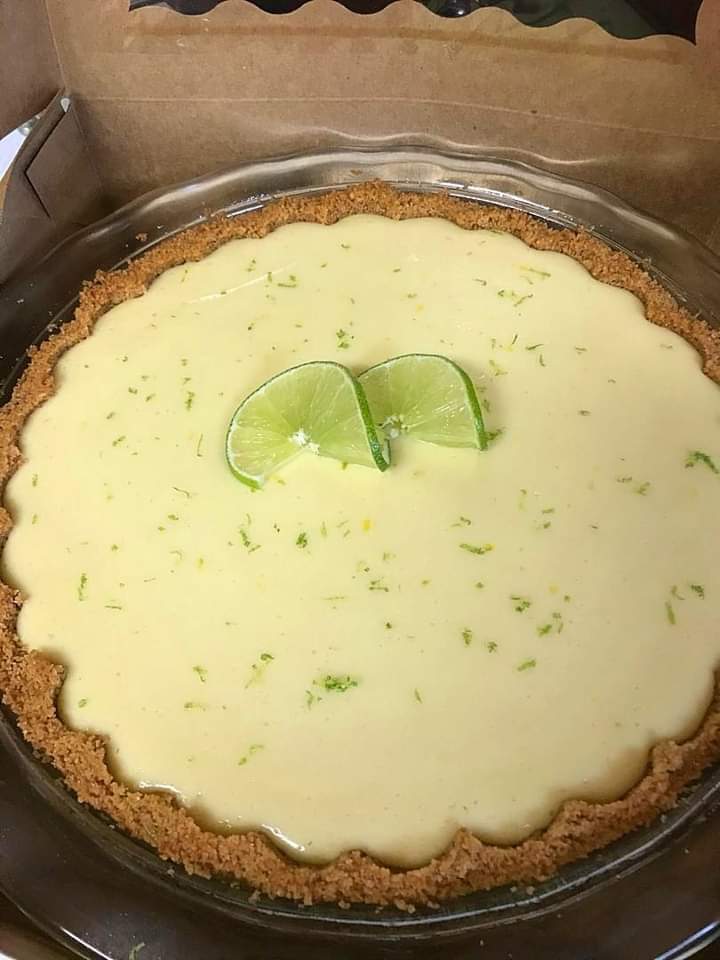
[226,361,390,488]
[359,354,487,450]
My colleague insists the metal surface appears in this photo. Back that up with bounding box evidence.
[0,147,719,959]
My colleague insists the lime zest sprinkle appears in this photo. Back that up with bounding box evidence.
[305,689,320,709]
[538,353,547,367]
[671,585,685,601]
[537,623,552,636]
[616,476,633,484]
[578,409,591,417]
[316,674,359,693]
[685,450,718,473]
[460,543,495,556]
[105,412,115,420]
[238,744,264,766]
[525,343,543,352]
[574,346,588,354]
[320,521,328,538]
[635,481,651,495]
[193,665,208,683]
[104,603,123,611]
[486,641,498,653]
[196,433,204,458]
[414,688,423,703]
[452,516,472,527]
[336,329,353,350]
[296,531,309,549]
[77,573,88,601]
[486,428,504,444]
[462,628,473,646]
[518,658,537,672]
[665,600,676,625]
[78,698,89,708]
[496,288,529,305]
[511,595,532,613]
[112,435,126,447]
[489,358,507,377]
[690,584,705,598]
[369,577,390,592]
[245,652,274,687]
[184,701,207,710]
[185,390,195,410]
[31,513,38,525]
[520,265,551,279]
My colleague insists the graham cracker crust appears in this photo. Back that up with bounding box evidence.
[0,182,719,908]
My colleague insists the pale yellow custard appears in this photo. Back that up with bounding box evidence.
[3,215,720,867]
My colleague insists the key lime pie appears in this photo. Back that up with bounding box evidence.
[1,184,719,907]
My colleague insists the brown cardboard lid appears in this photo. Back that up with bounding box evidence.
[1,0,720,280]
[0,0,60,137]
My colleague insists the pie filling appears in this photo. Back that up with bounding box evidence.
[3,214,720,869]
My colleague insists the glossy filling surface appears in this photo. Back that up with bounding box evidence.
[4,215,720,867]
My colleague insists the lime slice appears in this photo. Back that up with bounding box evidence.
[226,361,390,488]
[359,354,487,450]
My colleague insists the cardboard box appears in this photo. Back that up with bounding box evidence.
[0,4,719,956]
[1,0,720,285]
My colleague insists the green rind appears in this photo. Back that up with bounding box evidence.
[450,359,488,451]
[350,375,392,472]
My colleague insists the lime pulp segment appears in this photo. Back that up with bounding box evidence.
[359,354,487,450]
[226,361,390,488]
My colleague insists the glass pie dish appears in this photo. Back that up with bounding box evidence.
[0,144,719,960]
